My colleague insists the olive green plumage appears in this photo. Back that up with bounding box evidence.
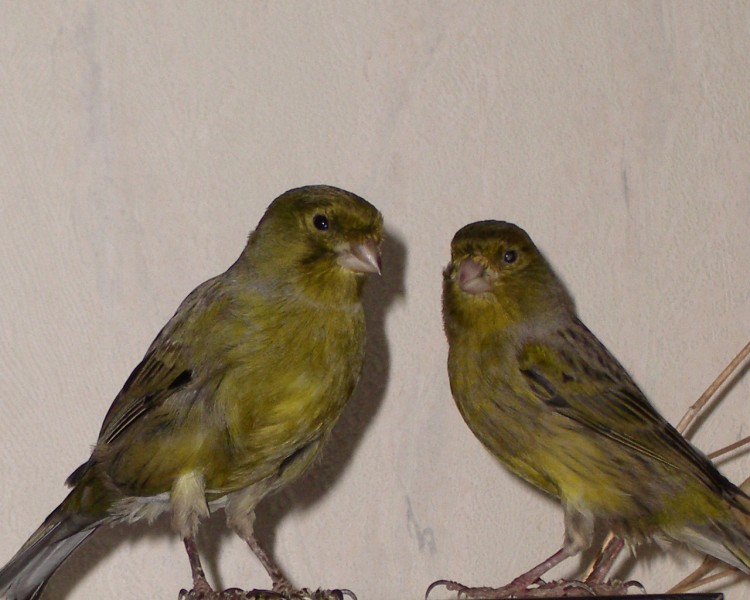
[0,185,383,600]
[442,220,750,573]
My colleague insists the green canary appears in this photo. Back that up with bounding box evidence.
[441,220,750,594]
[0,185,383,600]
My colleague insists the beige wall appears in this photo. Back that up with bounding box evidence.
[1,2,749,598]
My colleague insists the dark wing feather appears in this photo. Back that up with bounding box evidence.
[518,318,745,507]
[96,276,226,447]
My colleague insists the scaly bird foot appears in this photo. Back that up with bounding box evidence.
[426,577,643,599]
[243,588,356,600]
[178,574,225,599]
[179,587,357,600]
[267,588,357,600]
[180,587,284,599]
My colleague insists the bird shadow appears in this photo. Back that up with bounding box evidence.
[41,229,407,597]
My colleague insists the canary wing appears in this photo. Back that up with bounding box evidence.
[517,317,744,509]
[96,276,228,447]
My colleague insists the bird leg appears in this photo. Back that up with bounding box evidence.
[225,491,352,599]
[183,535,218,599]
[239,532,358,600]
[508,546,575,589]
[427,546,576,599]
[243,532,295,595]
[426,541,643,600]
[584,536,624,585]
[225,488,297,595]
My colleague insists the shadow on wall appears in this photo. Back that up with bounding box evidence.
[42,228,407,597]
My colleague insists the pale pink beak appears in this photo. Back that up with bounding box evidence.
[458,258,492,294]
[337,239,382,275]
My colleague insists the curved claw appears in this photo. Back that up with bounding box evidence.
[425,579,466,600]
[623,580,646,594]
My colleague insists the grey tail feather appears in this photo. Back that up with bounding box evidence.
[675,517,750,575]
[721,520,750,574]
[0,502,101,600]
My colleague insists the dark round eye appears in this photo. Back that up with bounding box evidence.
[312,214,329,231]
[503,249,518,264]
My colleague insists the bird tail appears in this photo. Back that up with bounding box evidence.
[682,522,750,574]
[722,490,750,573]
[0,495,101,600]
[674,489,750,575]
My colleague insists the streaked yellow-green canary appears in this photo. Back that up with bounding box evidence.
[0,185,383,600]
[442,220,750,589]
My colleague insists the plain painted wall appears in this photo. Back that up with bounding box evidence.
[1,2,749,599]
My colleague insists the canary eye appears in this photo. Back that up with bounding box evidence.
[312,214,329,231]
[503,249,518,264]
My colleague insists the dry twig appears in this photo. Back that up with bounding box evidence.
[675,340,750,435]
